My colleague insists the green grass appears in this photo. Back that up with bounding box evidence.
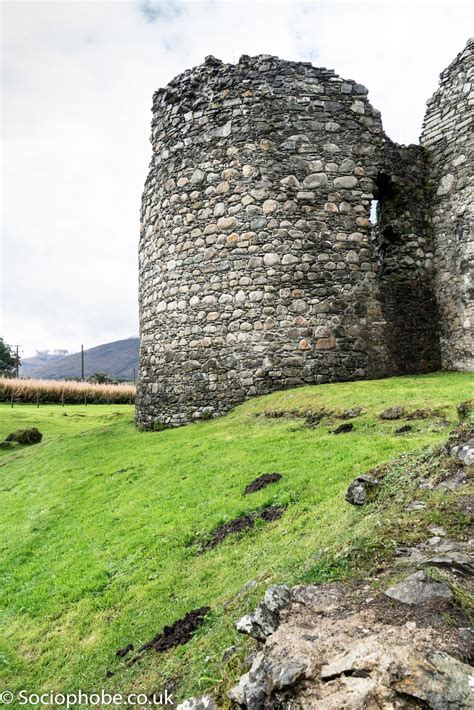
[0,372,472,704]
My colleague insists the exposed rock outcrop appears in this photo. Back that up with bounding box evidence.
[229,576,473,708]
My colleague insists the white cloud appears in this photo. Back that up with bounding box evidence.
[1,0,471,356]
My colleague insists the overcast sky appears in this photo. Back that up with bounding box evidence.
[1,0,471,357]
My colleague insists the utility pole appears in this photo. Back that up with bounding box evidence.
[81,344,84,381]
[9,344,21,379]
[133,367,136,385]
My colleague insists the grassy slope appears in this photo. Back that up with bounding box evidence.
[0,372,472,702]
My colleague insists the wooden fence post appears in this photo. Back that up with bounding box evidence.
[36,391,40,408]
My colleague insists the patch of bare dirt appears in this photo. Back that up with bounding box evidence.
[122,607,211,667]
[139,607,210,654]
[332,422,354,434]
[244,473,283,495]
[201,506,285,551]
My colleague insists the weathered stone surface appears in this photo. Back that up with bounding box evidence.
[137,43,473,429]
[230,579,473,708]
[421,39,473,373]
[452,438,474,466]
[176,696,219,710]
[345,475,378,505]
[334,175,358,189]
[385,570,453,604]
[303,173,328,188]
[236,585,290,641]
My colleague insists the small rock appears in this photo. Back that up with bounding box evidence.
[420,553,474,577]
[435,470,467,490]
[270,659,307,689]
[428,525,446,537]
[380,406,405,420]
[236,585,291,641]
[243,652,270,708]
[5,428,42,445]
[190,168,205,184]
[345,475,378,506]
[176,696,219,710]
[405,501,426,511]
[452,438,474,466]
[385,570,452,604]
[334,175,358,189]
[227,673,248,705]
[221,645,237,662]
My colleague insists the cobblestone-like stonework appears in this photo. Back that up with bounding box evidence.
[421,38,473,372]
[137,44,471,429]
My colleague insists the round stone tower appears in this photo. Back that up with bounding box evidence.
[136,54,427,428]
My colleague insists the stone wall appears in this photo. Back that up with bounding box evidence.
[374,142,441,373]
[137,45,469,429]
[421,39,473,372]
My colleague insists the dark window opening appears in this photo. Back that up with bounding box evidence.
[382,225,401,244]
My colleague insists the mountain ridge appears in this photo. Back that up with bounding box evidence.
[20,337,139,381]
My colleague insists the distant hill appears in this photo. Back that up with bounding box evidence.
[20,350,70,378]
[20,338,139,381]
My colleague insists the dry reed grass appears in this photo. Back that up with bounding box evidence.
[0,377,136,404]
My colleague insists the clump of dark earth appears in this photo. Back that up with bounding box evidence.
[406,407,446,420]
[244,473,282,495]
[116,643,133,658]
[5,428,42,445]
[332,422,354,434]
[0,441,16,450]
[261,409,332,428]
[261,409,300,419]
[201,506,285,551]
[380,406,405,420]
[202,514,255,551]
[302,410,330,428]
[259,505,285,522]
[139,606,210,654]
[396,424,413,434]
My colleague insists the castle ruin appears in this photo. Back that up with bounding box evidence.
[137,40,473,428]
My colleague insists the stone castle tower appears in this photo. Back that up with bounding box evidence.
[137,40,473,429]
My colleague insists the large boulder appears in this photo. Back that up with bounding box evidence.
[5,428,42,445]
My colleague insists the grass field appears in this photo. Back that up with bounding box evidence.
[0,372,472,704]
